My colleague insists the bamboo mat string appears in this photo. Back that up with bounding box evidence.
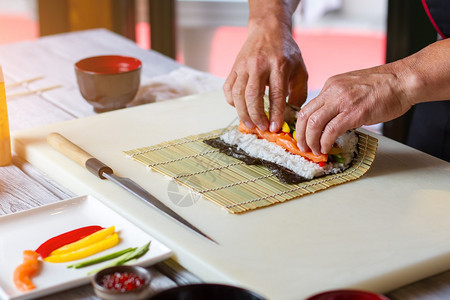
[173,161,244,179]
[128,132,222,158]
[198,173,274,194]
[146,149,219,167]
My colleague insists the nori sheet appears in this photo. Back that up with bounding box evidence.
[204,138,308,184]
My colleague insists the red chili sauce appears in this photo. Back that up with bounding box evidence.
[101,271,145,292]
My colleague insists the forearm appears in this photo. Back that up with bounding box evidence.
[248,0,300,32]
[397,38,450,105]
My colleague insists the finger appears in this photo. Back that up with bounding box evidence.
[305,105,338,155]
[320,113,352,154]
[295,97,325,153]
[223,71,237,107]
[232,73,254,128]
[246,72,269,131]
[268,70,289,132]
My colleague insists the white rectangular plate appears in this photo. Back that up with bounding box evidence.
[0,195,173,300]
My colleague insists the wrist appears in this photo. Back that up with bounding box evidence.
[248,1,293,34]
[395,39,450,105]
[248,15,292,40]
[396,57,427,106]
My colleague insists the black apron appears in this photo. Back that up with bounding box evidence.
[421,0,450,39]
[406,0,450,162]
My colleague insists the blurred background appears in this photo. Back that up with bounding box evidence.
[0,0,438,140]
[0,0,386,91]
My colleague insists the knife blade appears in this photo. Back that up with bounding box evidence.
[47,132,217,244]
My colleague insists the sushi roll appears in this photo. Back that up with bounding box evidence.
[204,121,359,184]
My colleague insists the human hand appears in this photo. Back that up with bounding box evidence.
[295,64,414,155]
[223,19,308,132]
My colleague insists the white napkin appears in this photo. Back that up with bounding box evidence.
[127,67,225,107]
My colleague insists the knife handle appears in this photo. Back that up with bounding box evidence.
[47,132,113,179]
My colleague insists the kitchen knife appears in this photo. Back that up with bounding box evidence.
[47,132,217,244]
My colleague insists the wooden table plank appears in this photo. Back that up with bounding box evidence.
[387,270,450,300]
[6,94,75,131]
[36,28,181,79]
[0,164,57,213]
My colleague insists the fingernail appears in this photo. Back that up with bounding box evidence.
[258,122,269,131]
[298,143,306,153]
[269,122,278,132]
[244,121,255,129]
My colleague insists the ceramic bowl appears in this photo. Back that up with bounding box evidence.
[305,289,390,300]
[75,55,142,112]
[92,265,153,300]
[148,283,266,300]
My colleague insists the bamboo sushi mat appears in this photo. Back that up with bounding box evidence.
[124,127,378,214]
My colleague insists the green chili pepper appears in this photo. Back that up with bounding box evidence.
[330,154,345,163]
[87,242,151,275]
[67,247,136,269]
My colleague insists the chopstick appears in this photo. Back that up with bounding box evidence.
[6,84,62,98]
[6,76,45,88]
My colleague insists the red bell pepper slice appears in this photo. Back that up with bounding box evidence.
[35,225,104,258]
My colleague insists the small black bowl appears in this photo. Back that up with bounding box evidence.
[148,283,266,300]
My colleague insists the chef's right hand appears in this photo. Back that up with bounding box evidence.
[223,16,308,133]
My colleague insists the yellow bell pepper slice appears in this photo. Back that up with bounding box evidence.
[49,226,115,256]
[281,122,290,133]
[44,232,119,263]
[293,130,297,141]
[329,147,342,155]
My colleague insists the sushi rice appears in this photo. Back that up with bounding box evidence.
[220,129,359,180]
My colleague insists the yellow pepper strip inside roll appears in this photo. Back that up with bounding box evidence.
[44,232,120,263]
[49,226,115,256]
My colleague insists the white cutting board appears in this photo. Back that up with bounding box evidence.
[11,90,450,300]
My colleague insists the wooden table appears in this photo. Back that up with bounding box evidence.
[1,29,450,299]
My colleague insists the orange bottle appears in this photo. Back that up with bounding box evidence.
[0,66,11,166]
